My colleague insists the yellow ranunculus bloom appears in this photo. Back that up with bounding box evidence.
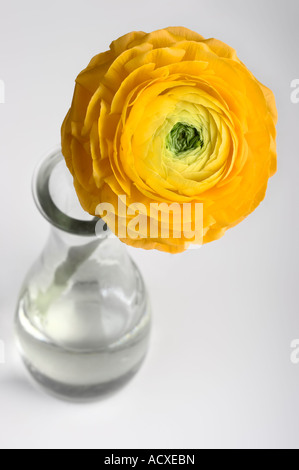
[61,27,277,253]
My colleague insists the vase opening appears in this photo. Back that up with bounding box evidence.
[33,148,103,237]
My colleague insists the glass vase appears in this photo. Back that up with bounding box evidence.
[15,149,151,402]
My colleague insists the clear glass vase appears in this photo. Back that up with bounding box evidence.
[15,149,151,402]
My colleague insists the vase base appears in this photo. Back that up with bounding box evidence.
[23,357,146,403]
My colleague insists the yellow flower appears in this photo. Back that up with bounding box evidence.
[61,27,277,253]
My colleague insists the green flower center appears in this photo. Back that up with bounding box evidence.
[166,122,203,157]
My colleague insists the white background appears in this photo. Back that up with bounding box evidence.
[0,0,299,450]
